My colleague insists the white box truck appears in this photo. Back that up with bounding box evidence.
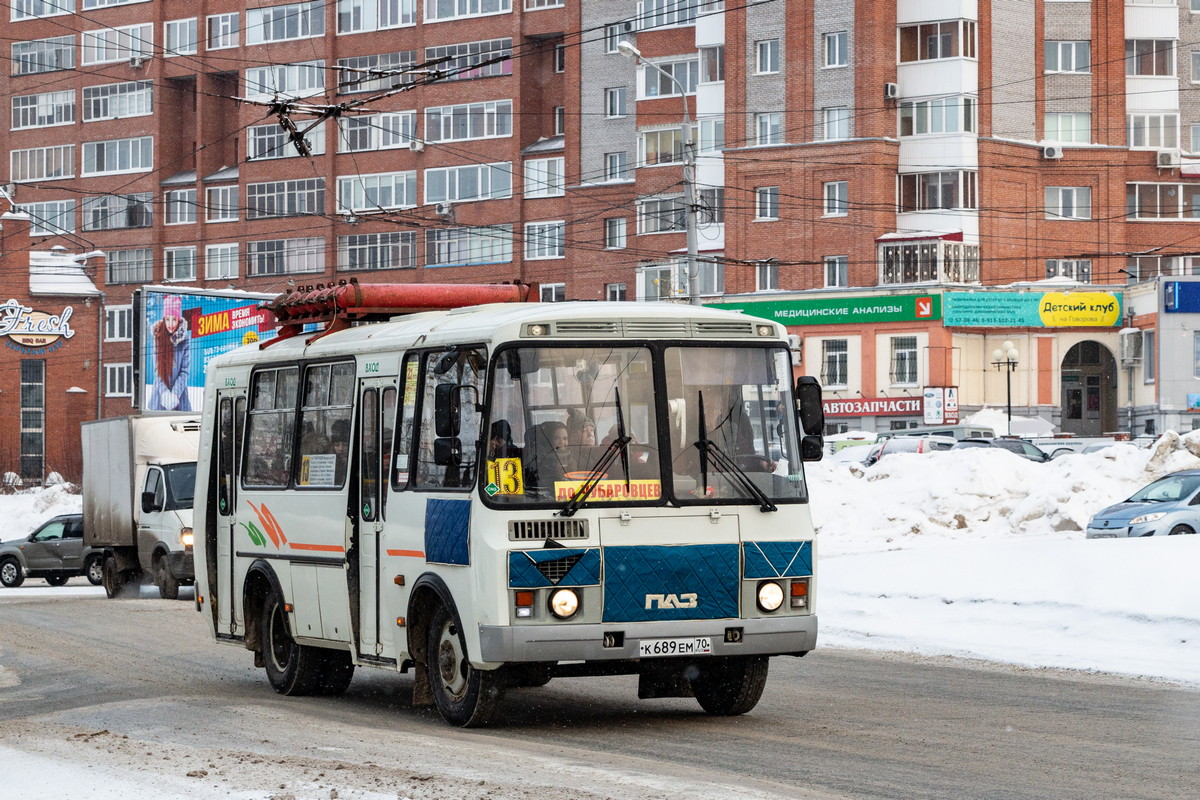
[82,415,200,599]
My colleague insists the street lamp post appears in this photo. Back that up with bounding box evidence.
[616,40,700,305]
[991,340,1019,432]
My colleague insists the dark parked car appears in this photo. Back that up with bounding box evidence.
[1087,470,1200,538]
[951,437,1050,462]
[0,513,103,588]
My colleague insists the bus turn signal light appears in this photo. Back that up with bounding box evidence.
[515,591,534,618]
[790,580,809,609]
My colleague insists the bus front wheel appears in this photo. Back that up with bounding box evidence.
[426,603,503,727]
[261,589,324,696]
[691,655,769,716]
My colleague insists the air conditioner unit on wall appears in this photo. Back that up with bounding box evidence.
[1119,328,1143,366]
[1042,145,1064,160]
[1156,150,1180,169]
[409,140,425,152]
[884,83,899,100]
[787,334,802,366]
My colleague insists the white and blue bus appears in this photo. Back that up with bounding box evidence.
[194,282,825,726]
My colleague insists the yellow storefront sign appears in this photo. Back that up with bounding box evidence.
[1038,292,1121,327]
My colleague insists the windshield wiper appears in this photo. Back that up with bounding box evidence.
[693,391,777,512]
[559,388,631,517]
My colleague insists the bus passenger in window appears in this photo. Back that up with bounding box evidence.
[488,420,519,459]
[331,419,350,484]
[529,420,571,498]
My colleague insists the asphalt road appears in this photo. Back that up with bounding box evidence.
[1,587,1198,800]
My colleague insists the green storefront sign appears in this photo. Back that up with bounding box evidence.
[713,294,942,326]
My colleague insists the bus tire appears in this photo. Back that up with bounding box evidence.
[427,602,503,727]
[261,589,322,696]
[691,655,769,716]
[312,650,355,696]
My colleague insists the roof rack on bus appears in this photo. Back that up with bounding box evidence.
[259,277,537,349]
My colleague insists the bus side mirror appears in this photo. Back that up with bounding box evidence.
[795,376,825,462]
[435,383,460,437]
[433,437,462,466]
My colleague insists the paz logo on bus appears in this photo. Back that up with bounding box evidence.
[645,592,698,610]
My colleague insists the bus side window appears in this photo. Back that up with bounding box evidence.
[218,398,233,513]
[361,389,379,522]
[380,387,397,515]
[392,355,419,490]
[295,362,354,488]
[244,367,298,488]
[415,347,486,490]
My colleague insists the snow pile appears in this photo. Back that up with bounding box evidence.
[0,483,82,542]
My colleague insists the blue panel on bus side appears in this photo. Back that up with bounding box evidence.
[508,548,601,588]
[742,541,813,579]
[424,499,470,565]
[602,544,739,623]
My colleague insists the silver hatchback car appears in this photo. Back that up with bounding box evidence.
[1086,470,1200,538]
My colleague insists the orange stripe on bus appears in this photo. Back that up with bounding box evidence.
[386,549,426,558]
[288,542,346,552]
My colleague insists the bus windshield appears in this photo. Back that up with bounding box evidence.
[483,344,805,508]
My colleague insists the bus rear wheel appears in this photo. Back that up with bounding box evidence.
[261,589,324,696]
[691,655,769,716]
[427,603,503,727]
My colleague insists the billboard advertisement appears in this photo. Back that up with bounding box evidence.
[136,288,279,411]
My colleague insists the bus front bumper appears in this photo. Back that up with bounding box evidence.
[478,615,817,663]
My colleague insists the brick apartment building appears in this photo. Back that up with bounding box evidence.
[3,0,1200,473]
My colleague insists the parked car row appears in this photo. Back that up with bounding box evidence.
[0,513,103,588]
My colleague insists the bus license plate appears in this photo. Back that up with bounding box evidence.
[638,637,712,658]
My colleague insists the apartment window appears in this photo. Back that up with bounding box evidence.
[606,283,628,301]
[553,43,566,70]
[524,221,565,260]
[425,0,512,23]
[337,0,417,32]
[205,243,239,280]
[164,247,197,281]
[249,121,326,160]
[821,340,849,387]
[1044,112,1091,143]
[880,240,980,284]
[206,186,238,223]
[165,189,198,224]
[700,46,725,83]
[699,187,724,224]
[1128,113,1179,149]
[245,61,326,99]
[540,283,566,302]
[336,51,417,94]
[1193,124,1200,153]
[823,107,849,140]
[643,59,699,97]
[83,193,152,230]
[890,336,919,385]
[824,181,848,216]
[82,81,152,122]
[898,171,978,211]
[426,100,512,142]
[606,151,631,181]
[640,265,681,301]
[525,158,565,198]
[756,260,779,291]
[605,87,628,118]
[1125,40,1175,76]
[638,195,686,234]
[1196,332,1200,378]
[641,128,684,165]
[756,39,780,74]
[246,179,326,219]
[105,305,132,341]
[83,0,148,7]
[899,96,976,136]
[425,225,513,267]
[19,359,45,480]
[246,1,324,45]
[23,200,74,235]
[105,248,153,284]
[554,106,565,136]
[699,117,725,152]
[756,187,779,219]
[604,217,627,248]
[1045,187,1092,220]
[424,38,513,81]
[82,24,152,65]
[824,255,848,288]
[899,20,976,62]
[12,36,75,75]
[165,19,197,56]
[640,0,697,29]
[337,232,417,270]
[824,31,848,67]
[247,238,325,276]
[1143,331,1155,383]
[605,24,634,54]
[1125,183,1200,219]
[338,111,416,151]
[1046,259,1092,282]
[425,163,513,203]
[755,112,783,145]
[10,145,73,183]
[336,171,417,212]
[105,364,133,398]
[12,0,74,20]
[11,91,74,130]
[206,13,239,49]
[1046,41,1090,73]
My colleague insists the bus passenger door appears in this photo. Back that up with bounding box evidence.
[355,381,397,659]
[215,391,246,635]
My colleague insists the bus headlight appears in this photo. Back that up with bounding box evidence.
[549,588,580,619]
[756,581,784,613]
[180,528,194,548]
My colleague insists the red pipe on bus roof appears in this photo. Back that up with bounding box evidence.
[264,280,535,325]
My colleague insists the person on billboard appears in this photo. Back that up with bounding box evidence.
[147,294,192,412]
